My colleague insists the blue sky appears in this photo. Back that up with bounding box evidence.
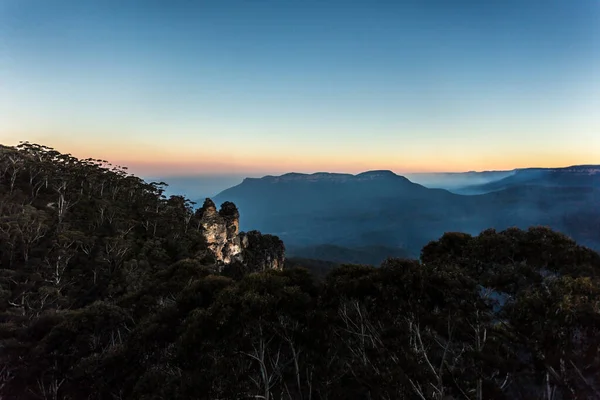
[1,0,599,175]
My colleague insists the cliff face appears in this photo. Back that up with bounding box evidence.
[196,198,285,271]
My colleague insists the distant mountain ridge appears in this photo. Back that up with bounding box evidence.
[240,165,600,190]
[243,170,412,184]
[406,169,515,190]
[211,165,600,263]
[463,164,600,194]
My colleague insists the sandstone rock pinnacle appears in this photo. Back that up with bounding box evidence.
[197,198,285,271]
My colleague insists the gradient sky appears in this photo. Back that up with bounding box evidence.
[1,0,599,177]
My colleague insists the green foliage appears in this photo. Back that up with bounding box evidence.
[2,143,600,399]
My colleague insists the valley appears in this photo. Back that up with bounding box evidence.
[210,166,600,263]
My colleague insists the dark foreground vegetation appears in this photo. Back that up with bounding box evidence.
[1,143,600,399]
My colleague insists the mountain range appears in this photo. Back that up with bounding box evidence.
[211,165,600,263]
[458,165,600,194]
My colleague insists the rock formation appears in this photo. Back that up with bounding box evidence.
[196,198,285,271]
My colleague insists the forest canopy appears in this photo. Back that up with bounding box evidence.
[1,143,599,399]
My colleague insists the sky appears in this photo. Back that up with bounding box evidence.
[1,0,599,177]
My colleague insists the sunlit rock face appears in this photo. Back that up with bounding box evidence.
[197,198,232,262]
[197,198,285,270]
[219,201,242,263]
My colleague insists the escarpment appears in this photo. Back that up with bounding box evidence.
[197,198,285,271]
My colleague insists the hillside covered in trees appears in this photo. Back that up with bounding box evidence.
[1,143,600,399]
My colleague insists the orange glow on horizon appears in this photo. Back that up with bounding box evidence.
[3,136,598,177]
[112,153,600,177]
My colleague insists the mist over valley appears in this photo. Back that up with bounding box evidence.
[144,165,600,265]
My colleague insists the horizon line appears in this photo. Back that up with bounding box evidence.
[148,163,600,179]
